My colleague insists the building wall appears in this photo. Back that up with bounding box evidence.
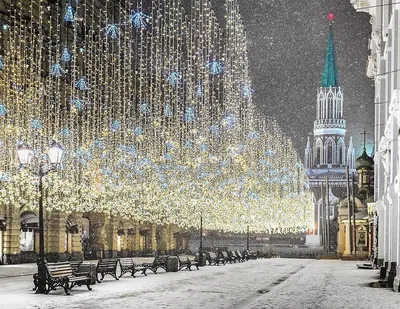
[351,0,400,289]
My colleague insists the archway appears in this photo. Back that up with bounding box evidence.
[20,211,38,253]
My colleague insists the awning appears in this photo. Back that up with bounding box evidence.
[20,212,38,231]
[0,215,6,231]
[66,217,79,234]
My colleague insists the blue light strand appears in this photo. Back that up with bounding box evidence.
[31,119,43,130]
[241,85,254,98]
[167,71,182,87]
[0,56,4,70]
[184,106,196,122]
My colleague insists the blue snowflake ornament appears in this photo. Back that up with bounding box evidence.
[60,128,72,136]
[222,113,237,130]
[0,56,4,70]
[51,63,65,77]
[111,120,121,132]
[248,131,260,139]
[103,24,120,39]
[0,173,8,182]
[64,4,75,23]
[167,71,182,87]
[196,82,203,97]
[184,140,193,149]
[0,104,7,116]
[164,104,172,117]
[183,106,196,122]
[70,98,85,112]
[31,119,43,130]
[129,10,150,30]
[75,77,89,91]
[133,126,143,136]
[61,47,72,62]
[140,101,149,114]
[210,125,219,135]
[241,85,254,98]
[206,61,224,75]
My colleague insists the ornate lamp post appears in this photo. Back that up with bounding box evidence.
[17,140,64,294]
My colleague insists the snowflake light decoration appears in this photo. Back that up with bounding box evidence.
[196,82,203,97]
[75,76,89,91]
[111,120,121,132]
[51,63,65,77]
[64,4,75,23]
[0,104,7,116]
[167,71,182,87]
[60,128,72,136]
[206,60,224,75]
[31,119,43,130]
[61,47,72,62]
[241,85,254,98]
[248,131,260,139]
[133,126,143,136]
[120,145,136,156]
[221,112,237,130]
[0,56,4,70]
[70,98,85,112]
[140,101,149,114]
[164,104,172,117]
[102,24,121,39]
[210,125,219,135]
[129,10,150,30]
[183,106,196,122]
[184,140,193,149]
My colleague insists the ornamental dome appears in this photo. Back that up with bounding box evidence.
[355,149,374,170]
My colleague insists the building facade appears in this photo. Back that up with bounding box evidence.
[350,0,400,290]
[304,15,355,251]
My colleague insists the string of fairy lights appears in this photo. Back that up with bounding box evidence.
[0,0,313,234]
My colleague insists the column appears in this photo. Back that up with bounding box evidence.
[2,205,21,264]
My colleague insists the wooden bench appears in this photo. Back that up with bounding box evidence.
[243,249,257,260]
[235,250,245,262]
[119,257,151,278]
[96,258,119,282]
[228,250,240,263]
[219,251,234,264]
[146,255,169,274]
[206,252,225,266]
[178,255,199,271]
[45,261,92,295]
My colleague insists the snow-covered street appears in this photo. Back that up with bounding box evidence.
[0,258,399,309]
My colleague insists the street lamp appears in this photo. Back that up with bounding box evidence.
[17,140,64,294]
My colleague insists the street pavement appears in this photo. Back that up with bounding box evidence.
[0,258,399,309]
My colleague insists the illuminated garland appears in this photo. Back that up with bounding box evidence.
[0,0,313,233]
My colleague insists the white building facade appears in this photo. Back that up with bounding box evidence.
[350,0,400,291]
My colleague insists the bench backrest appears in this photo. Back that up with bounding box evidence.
[208,252,217,260]
[236,250,243,258]
[46,262,73,278]
[69,261,82,272]
[153,256,168,265]
[220,251,228,259]
[97,258,119,269]
[230,251,238,257]
[178,255,190,264]
[119,257,134,267]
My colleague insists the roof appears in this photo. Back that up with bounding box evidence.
[321,29,339,87]
[356,149,374,170]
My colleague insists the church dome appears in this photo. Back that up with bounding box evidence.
[355,149,374,170]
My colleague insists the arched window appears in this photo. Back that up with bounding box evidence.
[337,138,344,164]
[327,143,333,164]
[315,139,323,165]
[328,93,333,119]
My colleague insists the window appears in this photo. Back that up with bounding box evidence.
[20,230,34,252]
[327,143,333,164]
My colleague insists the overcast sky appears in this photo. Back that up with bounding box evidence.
[231,0,375,158]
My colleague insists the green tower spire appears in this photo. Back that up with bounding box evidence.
[321,21,339,87]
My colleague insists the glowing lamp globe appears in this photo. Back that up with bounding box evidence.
[48,141,64,165]
[17,143,35,165]
[327,13,335,21]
